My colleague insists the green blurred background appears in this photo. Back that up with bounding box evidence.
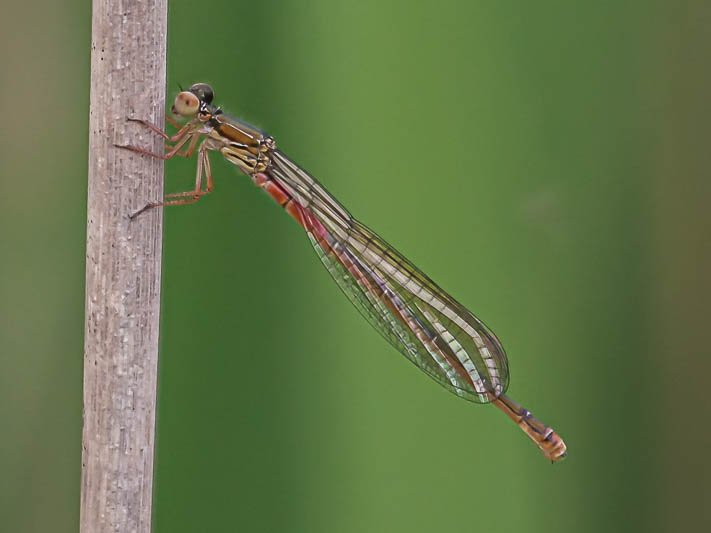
[2,1,709,532]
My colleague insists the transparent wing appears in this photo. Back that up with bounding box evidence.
[269,151,510,403]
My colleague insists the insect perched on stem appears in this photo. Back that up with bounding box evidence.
[117,83,567,462]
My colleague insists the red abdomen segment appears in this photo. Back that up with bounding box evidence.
[251,172,306,227]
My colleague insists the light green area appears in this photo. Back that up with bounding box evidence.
[2,1,710,532]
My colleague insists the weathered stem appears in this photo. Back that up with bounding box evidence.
[81,1,168,532]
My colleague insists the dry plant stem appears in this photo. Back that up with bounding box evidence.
[81,1,167,532]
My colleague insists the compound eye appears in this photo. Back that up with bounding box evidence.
[189,83,214,104]
[173,91,200,116]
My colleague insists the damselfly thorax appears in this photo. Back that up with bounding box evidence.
[206,112,273,176]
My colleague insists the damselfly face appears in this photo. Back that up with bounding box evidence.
[171,82,214,119]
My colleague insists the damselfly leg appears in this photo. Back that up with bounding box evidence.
[116,118,214,218]
[126,116,195,142]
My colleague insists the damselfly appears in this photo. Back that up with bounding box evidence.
[118,83,567,462]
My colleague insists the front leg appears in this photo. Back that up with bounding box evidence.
[126,116,196,143]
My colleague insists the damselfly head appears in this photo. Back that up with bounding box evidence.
[172,91,200,117]
[171,83,215,117]
[188,83,214,105]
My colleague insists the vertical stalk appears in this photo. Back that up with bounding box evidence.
[81,1,168,532]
